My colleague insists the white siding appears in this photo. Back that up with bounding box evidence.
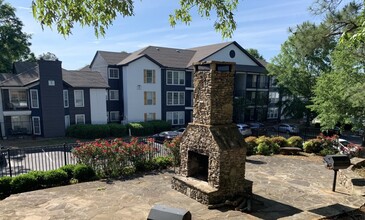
[90,53,109,83]
[90,89,107,124]
[204,44,258,66]
[123,57,161,123]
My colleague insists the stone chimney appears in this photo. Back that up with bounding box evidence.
[172,61,252,205]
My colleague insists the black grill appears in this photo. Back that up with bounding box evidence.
[323,155,351,170]
[323,155,351,192]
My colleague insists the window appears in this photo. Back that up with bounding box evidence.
[74,90,84,107]
[65,115,70,128]
[144,113,156,121]
[267,108,278,119]
[63,90,69,108]
[9,90,27,108]
[166,70,185,85]
[269,92,279,104]
[11,115,30,132]
[166,111,185,125]
[30,89,39,108]
[144,91,156,105]
[109,111,120,122]
[167,91,185,105]
[75,114,85,124]
[144,69,156,83]
[108,68,119,79]
[48,80,55,86]
[32,117,41,135]
[109,90,119,101]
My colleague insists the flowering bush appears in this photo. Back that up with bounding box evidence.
[164,136,181,166]
[72,138,156,178]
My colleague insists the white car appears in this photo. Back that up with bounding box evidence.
[334,138,365,157]
[237,124,252,136]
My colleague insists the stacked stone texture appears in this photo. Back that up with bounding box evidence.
[172,61,251,205]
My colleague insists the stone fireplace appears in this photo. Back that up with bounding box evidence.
[171,61,252,205]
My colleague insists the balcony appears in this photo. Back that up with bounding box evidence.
[4,102,29,111]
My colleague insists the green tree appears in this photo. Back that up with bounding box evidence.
[0,0,34,73]
[246,48,265,61]
[267,21,336,122]
[31,0,238,38]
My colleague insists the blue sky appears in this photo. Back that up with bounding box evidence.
[6,0,321,70]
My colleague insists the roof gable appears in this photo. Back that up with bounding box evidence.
[90,51,130,67]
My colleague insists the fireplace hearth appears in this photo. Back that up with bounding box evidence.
[171,61,252,205]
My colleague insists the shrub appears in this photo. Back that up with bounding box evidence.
[11,173,38,194]
[28,171,46,188]
[66,124,110,139]
[73,164,97,182]
[256,142,271,155]
[60,164,77,180]
[319,147,337,156]
[149,120,172,133]
[255,136,273,146]
[270,136,288,148]
[244,136,257,156]
[0,176,12,198]
[270,143,280,154]
[153,156,173,169]
[287,136,303,148]
[164,136,181,166]
[43,170,69,187]
[127,123,146,136]
[108,123,127,137]
[303,139,322,153]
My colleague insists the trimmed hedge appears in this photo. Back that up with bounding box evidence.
[66,120,171,139]
[11,173,38,194]
[0,176,12,198]
[73,164,97,182]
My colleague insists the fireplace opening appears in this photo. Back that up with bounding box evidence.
[187,151,208,181]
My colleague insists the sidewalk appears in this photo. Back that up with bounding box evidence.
[0,155,364,220]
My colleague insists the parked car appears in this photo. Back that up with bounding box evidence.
[333,138,365,158]
[237,124,252,136]
[276,123,299,134]
[174,127,186,135]
[152,131,179,143]
[249,122,267,136]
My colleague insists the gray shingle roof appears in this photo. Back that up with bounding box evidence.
[0,64,39,87]
[97,51,130,65]
[118,42,236,68]
[186,42,233,67]
[62,69,109,88]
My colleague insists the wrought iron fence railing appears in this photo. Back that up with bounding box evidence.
[0,138,168,177]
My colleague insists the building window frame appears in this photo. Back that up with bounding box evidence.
[166,111,185,125]
[166,70,185,85]
[30,89,39,109]
[144,69,156,84]
[109,111,120,122]
[32,116,41,135]
[74,90,84,107]
[109,90,119,101]
[166,91,185,106]
[144,91,156,105]
[65,115,70,128]
[63,90,69,108]
[144,113,156,121]
[9,89,28,108]
[75,114,85,124]
[108,68,119,79]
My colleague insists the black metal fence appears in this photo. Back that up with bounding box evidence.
[0,139,169,178]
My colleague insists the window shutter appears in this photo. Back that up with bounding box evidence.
[144,92,147,105]
[153,92,156,105]
[152,70,156,83]
[144,113,147,121]
[152,113,156,120]
[144,70,147,83]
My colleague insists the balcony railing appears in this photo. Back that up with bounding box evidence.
[4,102,29,111]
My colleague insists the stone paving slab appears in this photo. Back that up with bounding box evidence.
[0,155,364,220]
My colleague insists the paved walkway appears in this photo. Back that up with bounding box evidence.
[0,155,364,220]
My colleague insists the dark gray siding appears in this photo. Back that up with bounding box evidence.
[68,88,91,124]
[107,65,123,121]
[38,60,65,137]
